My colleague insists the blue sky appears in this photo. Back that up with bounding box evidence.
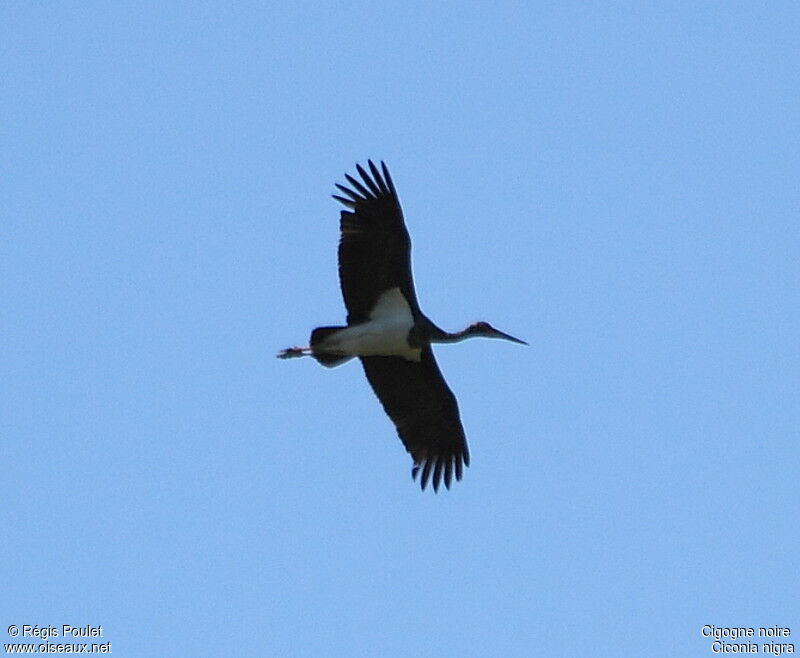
[3,2,798,656]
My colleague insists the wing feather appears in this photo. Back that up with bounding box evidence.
[333,161,419,324]
[357,163,382,196]
[360,348,470,491]
[344,173,375,199]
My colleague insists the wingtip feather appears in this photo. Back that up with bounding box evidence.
[420,459,434,491]
[381,161,397,196]
[344,173,373,199]
[334,183,363,202]
[410,450,470,492]
[368,160,388,195]
[356,163,382,196]
[432,460,444,493]
[331,194,356,208]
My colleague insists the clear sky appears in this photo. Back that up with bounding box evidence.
[3,2,798,656]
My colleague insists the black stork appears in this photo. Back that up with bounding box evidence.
[279,161,526,491]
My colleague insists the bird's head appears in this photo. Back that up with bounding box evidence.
[466,321,528,345]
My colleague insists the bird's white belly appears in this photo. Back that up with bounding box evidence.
[323,287,421,361]
[327,321,419,359]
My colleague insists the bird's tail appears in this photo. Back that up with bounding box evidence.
[310,326,352,367]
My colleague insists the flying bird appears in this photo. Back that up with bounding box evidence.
[279,161,526,491]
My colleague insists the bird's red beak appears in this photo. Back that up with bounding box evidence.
[489,328,528,345]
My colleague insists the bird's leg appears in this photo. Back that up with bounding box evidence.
[277,346,312,359]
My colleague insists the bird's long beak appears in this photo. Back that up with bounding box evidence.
[491,329,528,346]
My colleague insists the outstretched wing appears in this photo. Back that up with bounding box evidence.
[332,161,420,324]
[360,347,470,491]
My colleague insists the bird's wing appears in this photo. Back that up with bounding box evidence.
[332,161,420,324]
[359,347,470,491]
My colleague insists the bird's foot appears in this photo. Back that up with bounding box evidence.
[277,346,310,359]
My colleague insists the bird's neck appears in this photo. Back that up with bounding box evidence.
[413,316,473,345]
[429,327,472,344]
